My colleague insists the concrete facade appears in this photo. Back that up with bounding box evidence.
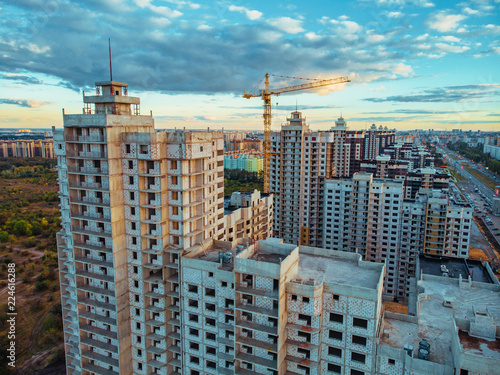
[55,80,272,375]
[179,238,500,375]
[323,173,472,301]
[0,139,55,158]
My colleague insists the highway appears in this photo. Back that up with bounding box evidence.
[437,145,500,243]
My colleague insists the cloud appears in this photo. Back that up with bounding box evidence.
[0,74,43,85]
[386,11,404,18]
[228,5,262,20]
[434,42,469,53]
[363,84,500,103]
[268,17,305,34]
[0,98,52,108]
[194,115,217,121]
[369,86,386,91]
[426,10,466,32]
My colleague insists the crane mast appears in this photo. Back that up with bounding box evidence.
[244,73,350,193]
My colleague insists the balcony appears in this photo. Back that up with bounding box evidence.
[81,350,119,367]
[65,135,106,143]
[79,324,118,340]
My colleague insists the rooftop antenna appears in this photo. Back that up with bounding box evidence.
[109,38,113,81]
[295,99,298,111]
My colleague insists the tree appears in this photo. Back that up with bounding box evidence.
[13,220,32,236]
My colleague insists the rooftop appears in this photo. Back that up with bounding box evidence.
[419,254,493,283]
[459,329,500,360]
[297,252,381,290]
[380,276,500,366]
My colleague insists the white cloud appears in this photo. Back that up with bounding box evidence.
[339,15,349,20]
[386,11,403,18]
[268,17,304,34]
[462,7,479,15]
[197,24,212,30]
[435,42,470,53]
[426,11,466,32]
[441,35,460,42]
[367,34,385,43]
[28,44,50,54]
[228,5,262,21]
[415,33,429,41]
[305,32,322,41]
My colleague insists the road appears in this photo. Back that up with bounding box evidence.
[437,146,500,246]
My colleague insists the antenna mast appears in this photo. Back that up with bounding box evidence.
[109,38,113,81]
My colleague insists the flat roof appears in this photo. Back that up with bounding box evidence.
[190,243,236,271]
[459,330,500,360]
[381,277,500,366]
[297,253,381,290]
[419,254,493,283]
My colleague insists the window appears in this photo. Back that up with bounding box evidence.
[189,328,199,336]
[327,363,341,374]
[207,361,216,369]
[206,347,216,355]
[351,352,366,363]
[329,330,342,340]
[129,191,135,200]
[351,370,364,375]
[129,176,134,184]
[352,335,367,346]
[188,314,199,323]
[388,359,396,365]
[291,294,298,301]
[190,356,200,365]
[330,313,343,323]
[131,207,136,215]
[328,346,342,357]
[189,342,199,350]
[128,160,133,169]
[333,294,340,300]
[303,297,310,303]
[353,317,368,329]
[188,284,198,293]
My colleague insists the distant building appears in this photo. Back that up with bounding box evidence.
[484,136,500,160]
[0,139,55,158]
[224,154,264,173]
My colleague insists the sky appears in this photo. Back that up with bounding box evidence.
[0,0,499,131]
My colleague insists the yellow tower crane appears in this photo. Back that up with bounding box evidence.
[243,73,350,193]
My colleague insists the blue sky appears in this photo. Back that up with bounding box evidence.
[0,0,499,131]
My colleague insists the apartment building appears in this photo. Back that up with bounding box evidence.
[223,190,273,242]
[55,79,272,375]
[0,139,55,158]
[180,237,386,375]
[270,112,396,246]
[180,237,500,375]
[323,173,472,301]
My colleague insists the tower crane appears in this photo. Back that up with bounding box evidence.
[243,73,350,193]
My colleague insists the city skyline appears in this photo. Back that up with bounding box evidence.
[0,0,499,131]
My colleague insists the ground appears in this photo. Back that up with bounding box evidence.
[0,159,64,375]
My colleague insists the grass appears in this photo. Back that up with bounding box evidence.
[465,166,496,190]
[448,169,466,182]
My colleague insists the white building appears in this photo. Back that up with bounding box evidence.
[55,80,272,375]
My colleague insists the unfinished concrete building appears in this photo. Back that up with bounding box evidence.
[323,173,472,301]
[223,190,273,242]
[54,80,272,375]
[0,139,55,158]
[179,237,500,375]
